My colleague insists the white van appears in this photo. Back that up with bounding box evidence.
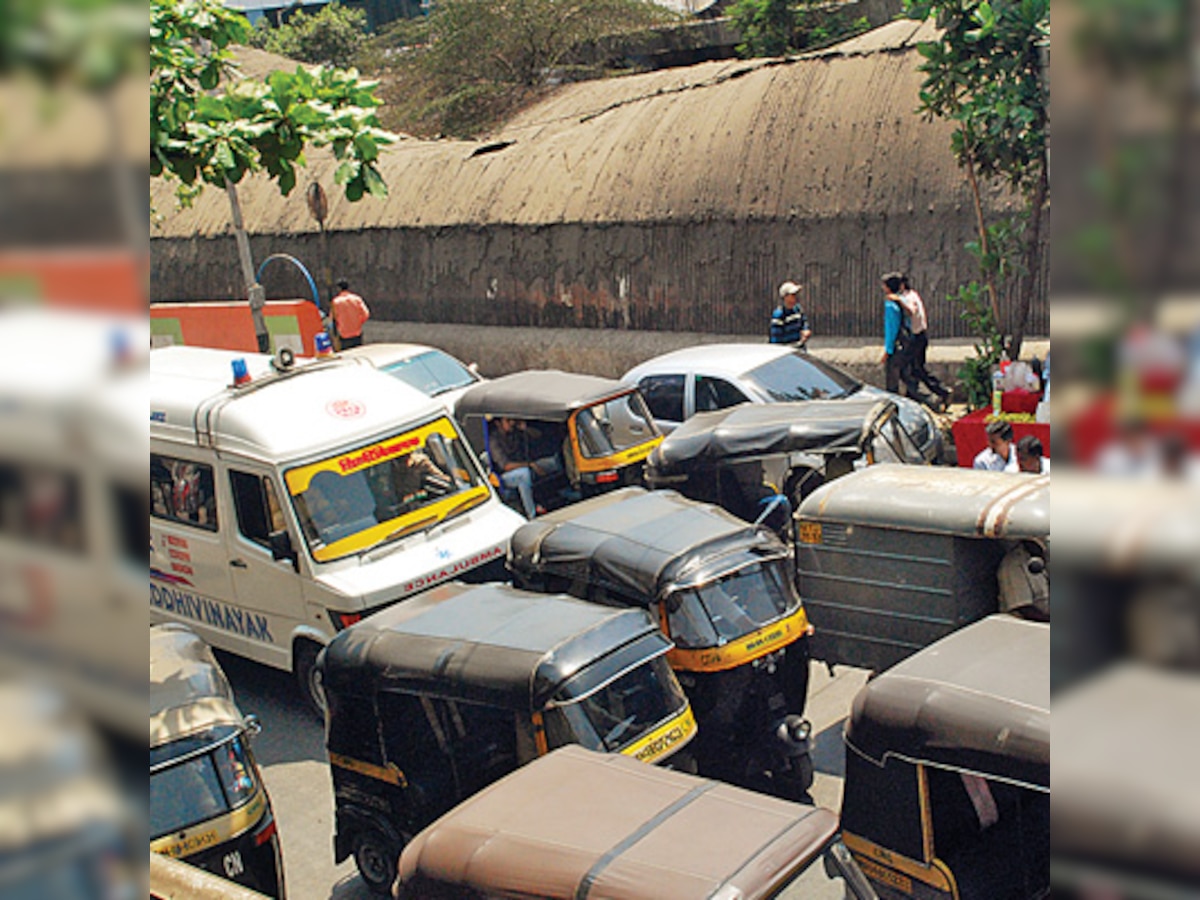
[0,309,147,741]
[149,346,525,711]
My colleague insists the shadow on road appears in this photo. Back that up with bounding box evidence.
[811,717,846,779]
[214,650,327,767]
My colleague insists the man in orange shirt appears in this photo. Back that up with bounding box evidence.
[331,279,370,349]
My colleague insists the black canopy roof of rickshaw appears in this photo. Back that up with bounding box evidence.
[319,582,667,710]
[648,397,895,476]
[509,487,788,602]
[454,371,640,423]
[845,615,1049,789]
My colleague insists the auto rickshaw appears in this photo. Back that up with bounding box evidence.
[841,615,1050,900]
[509,487,814,799]
[454,370,663,512]
[396,744,879,900]
[1052,664,1200,899]
[644,396,925,532]
[317,581,697,894]
[795,466,1049,673]
[150,623,284,899]
[0,681,138,899]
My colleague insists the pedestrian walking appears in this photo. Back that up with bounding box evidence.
[896,274,953,410]
[330,279,370,349]
[879,274,910,394]
[770,281,812,349]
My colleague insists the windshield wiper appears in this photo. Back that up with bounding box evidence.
[837,383,864,399]
[436,490,487,522]
[363,514,440,555]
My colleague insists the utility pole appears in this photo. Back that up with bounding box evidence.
[226,178,269,352]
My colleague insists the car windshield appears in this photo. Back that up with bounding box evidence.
[150,732,258,840]
[285,418,489,562]
[382,350,477,397]
[667,559,798,648]
[575,392,659,458]
[744,352,861,401]
[546,655,686,753]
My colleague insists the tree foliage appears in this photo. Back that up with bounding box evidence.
[904,0,1049,363]
[248,3,367,69]
[151,0,394,203]
[420,0,674,88]
[729,0,794,57]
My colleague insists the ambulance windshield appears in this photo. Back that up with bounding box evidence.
[285,418,489,562]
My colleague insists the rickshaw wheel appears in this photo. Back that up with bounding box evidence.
[354,828,401,895]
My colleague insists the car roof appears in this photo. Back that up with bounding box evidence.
[845,615,1049,788]
[150,346,445,463]
[624,343,792,381]
[320,582,665,709]
[456,370,635,422]
[510,487,785,601]
[797,465,1050,540]
[396,745,840,900]
[339,342,441,366]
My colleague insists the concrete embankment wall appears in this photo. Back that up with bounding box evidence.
[151,21,1048,341]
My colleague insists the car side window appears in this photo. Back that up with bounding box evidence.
[230,470,285,548]
[694,375,749,412]
[151,453,217,531]
[638,374,685,422]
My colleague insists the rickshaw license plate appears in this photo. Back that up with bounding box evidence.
[797,521,822,544]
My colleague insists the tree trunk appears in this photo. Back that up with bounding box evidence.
[1010,160,1048,360]
[225,178,269,352]
[963,146,1003,332]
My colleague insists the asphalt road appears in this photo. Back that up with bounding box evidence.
[218,650,869,900]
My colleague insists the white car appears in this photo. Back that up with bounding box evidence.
[343,342,483,412]
[623,343,942,462]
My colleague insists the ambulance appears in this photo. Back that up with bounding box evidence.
[149,346,525,712]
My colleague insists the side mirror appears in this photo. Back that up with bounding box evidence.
[244,714,262,737]
[269,529,298,570]
[467,362,480,376]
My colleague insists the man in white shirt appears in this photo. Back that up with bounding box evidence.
[896,274,952,410]
[973,419,1016,471]
[1007,435,1051,474]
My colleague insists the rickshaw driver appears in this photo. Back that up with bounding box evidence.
[490,417,564,518]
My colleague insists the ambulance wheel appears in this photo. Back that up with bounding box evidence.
[354,828,401,895]
[294,641,326,718]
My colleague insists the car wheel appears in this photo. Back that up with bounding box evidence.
[293,641,326,719]
[353,828,401,896]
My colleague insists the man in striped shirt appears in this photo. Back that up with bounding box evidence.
[770,281,812,348]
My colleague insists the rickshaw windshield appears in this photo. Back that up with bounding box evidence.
[545,655,686,752]
[149,731,258,840]
[668,559,798,648]
[284,417,489,562]
[575,392,658,459]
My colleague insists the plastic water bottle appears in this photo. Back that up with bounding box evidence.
[991,369,1004,417]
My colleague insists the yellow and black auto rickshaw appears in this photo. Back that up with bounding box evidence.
[150,624,284,899]
[317,581,697,894]
[454,370,663,512]
[841,615,1049,900]
[510,487,815,799]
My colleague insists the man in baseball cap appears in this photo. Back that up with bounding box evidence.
[770,281,811,349]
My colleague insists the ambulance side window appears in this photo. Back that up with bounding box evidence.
[230,470,285,549]
[151,454,217,531]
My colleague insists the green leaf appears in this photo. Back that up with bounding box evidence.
[353,133,378,162]
[334,161,357,185]
[345,176,365,202]
[363,164,387,198]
